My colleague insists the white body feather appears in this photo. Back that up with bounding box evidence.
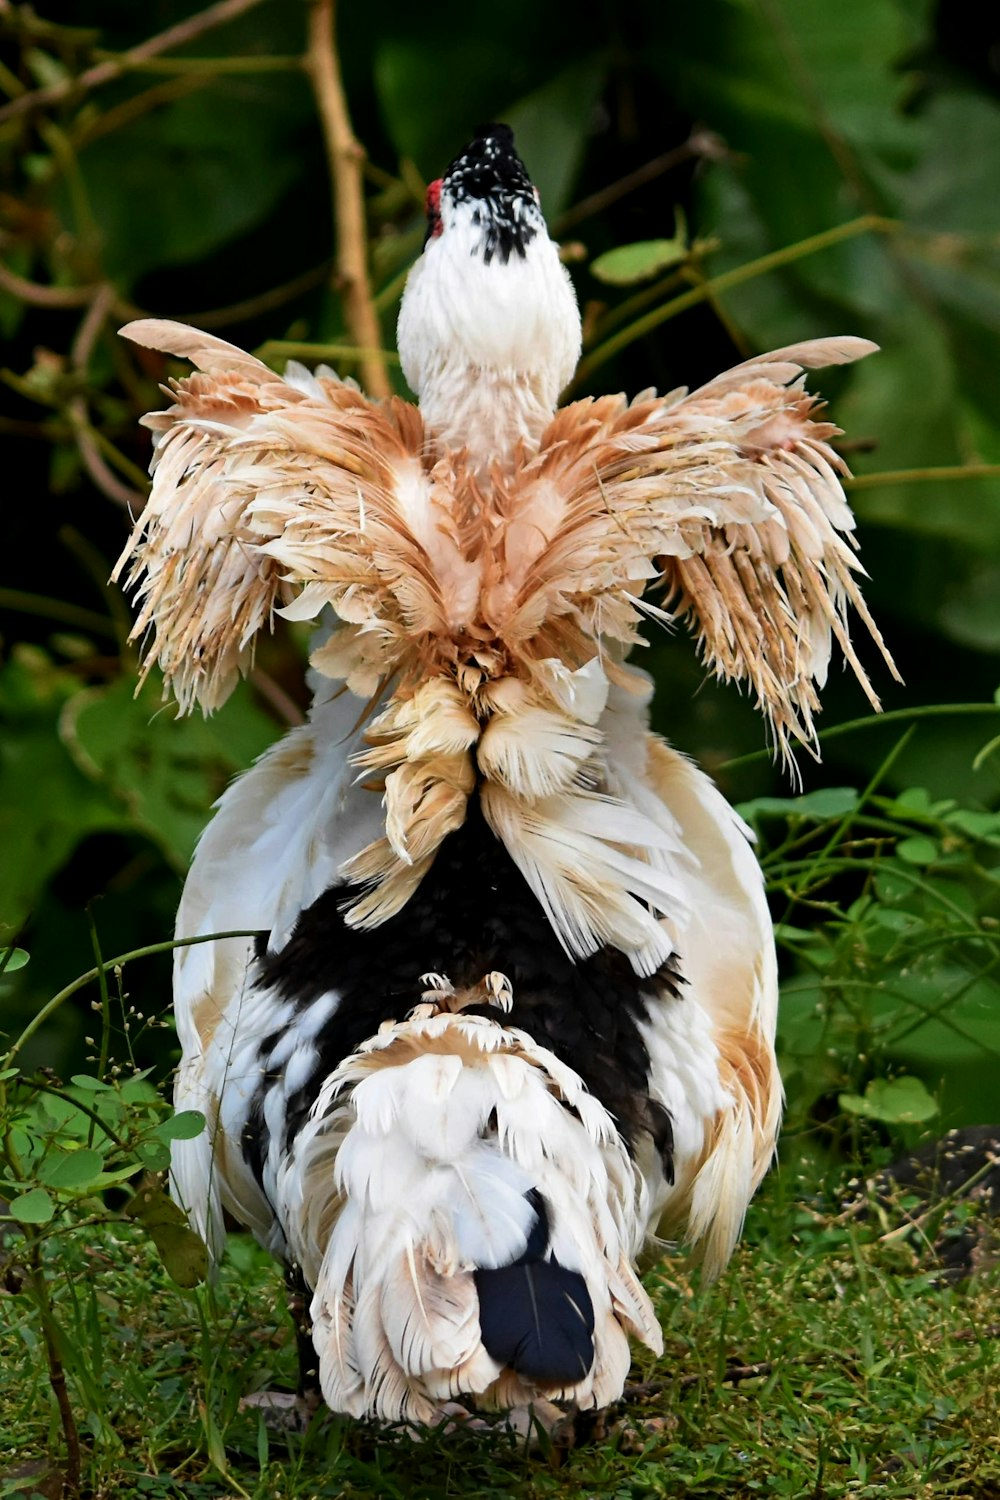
[398,199,581,473]
[117,127,892,1425]
[169,662,778,1414]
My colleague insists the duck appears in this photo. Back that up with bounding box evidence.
[114,123,896,1427]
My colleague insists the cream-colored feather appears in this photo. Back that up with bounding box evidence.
[117,318,890,952]
[275,1010,660,1420]
[120,123,895,1429]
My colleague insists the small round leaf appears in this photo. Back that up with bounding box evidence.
[8,1188,55,1224]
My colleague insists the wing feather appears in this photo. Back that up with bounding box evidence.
[115,318,435,714]
[509,336,897,767]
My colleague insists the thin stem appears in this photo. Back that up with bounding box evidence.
[886,950,1000,1051]
[89,51,303,75]
[846,464,1000,491]
[174,261,332,330]
[305,0,390,398]
[0,261,98,308]
[583,268,689,343]
[67,285,147,508]
[572,214,894,387]
[72,72,210,147]
[553,132,718,234]
[2,932,258,1069]
[29,1242,82,1496]
[785,728,915,910]
[26,1080,130,1153]
[253,339,399,369]
[0,588,117,637]
[372,263,415,315]
[68,404,148,508]
[249,668,307,727]
[0,0,271,125]
[720,702,1000,773]
[86,910,112,1140]
[85,425,152,491]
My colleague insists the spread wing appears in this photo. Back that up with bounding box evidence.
[115,319,442,714]
[511,336,899,767]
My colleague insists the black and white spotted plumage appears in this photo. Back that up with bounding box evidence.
[116,122,894,1426]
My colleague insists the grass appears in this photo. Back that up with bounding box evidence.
[4,744,1000,1497]
[2,1147,998,1500]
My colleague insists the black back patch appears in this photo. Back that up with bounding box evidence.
[249,805,678,1179]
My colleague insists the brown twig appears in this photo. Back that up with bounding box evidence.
[175,261,333,329]
[249,668,307,727]
[620,1321,1000,1410]
[69,286,146,510]
[71,71,211,147]
[0,260,99,309]
[305,0,390,399]
[0,0,270,125]
[29,1243,81,1496]
[621,1359,778,1404]
[554,131,726,235]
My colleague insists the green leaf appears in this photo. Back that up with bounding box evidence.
[124,1176,208,1288]
[591,233,688,286]
[376,35,525,174]
[69,1075,113,1092]
[868,907,918,934]
[87,1166,145,1190]
[63,676,279,870]
[39,1148,105,1191]
[7,1187,55,1224]
[0,947,29,974]
[739,787,859,824]
[839,1075,940,1125]
[892,787,932,814]
[117,1075,160,1105]
[0,649,133,931]
[502,57,607,217]
[136,1141,171,1173]
[74,79,314,282]
[944,808,1000,839]
[152,1110,206,1144]
[895,836,938,866]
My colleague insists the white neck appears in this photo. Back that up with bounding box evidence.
[415,360,559,473]
[397,207,581,472]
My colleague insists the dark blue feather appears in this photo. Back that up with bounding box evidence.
[474,1193,596,1386]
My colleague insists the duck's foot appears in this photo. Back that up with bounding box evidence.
[502,1398,608,1454]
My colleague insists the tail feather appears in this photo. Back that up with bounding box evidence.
[475,1258,595,1385]
[279,1010,657,1420]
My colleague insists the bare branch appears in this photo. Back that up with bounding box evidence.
[305,0,390,399]
[69,286,146,510]
[250,668,307,726]
[176,261,332,329]
[553,131,726,235]
[0,0,270,125]
[0,260,98,308]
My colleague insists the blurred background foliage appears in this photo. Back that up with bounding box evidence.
[1,0,999,1145]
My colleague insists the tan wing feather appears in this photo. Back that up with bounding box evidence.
[115,318,436,714]
[503,336,898,767]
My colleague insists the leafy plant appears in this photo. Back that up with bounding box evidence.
[0,933,243,1493]
[739,731,1000,1145]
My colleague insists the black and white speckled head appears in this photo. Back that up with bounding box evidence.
[398,124,582,466]
[427,124,543,265]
